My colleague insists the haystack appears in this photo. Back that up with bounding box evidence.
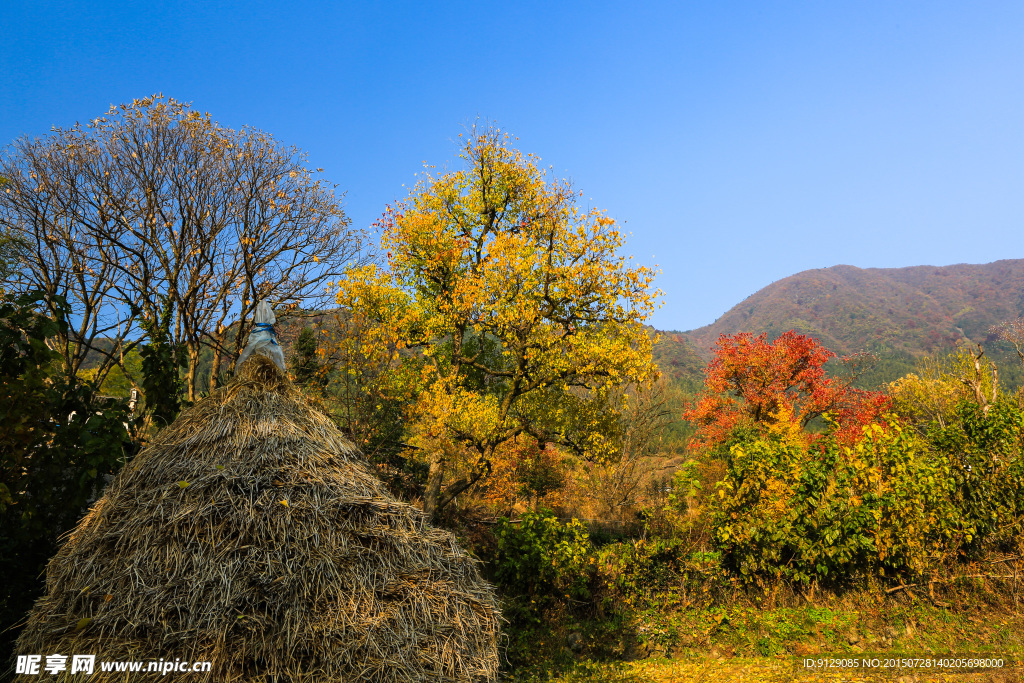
[15,321,501,681]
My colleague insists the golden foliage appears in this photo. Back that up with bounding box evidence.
[888,344,1000,430]
[331,125,660,516]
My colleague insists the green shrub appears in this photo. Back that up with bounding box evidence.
[711,422,965,584]
[929,399,1024,552]
[599,538,683,600]
[595,537,726,613]
[494,508,594,602]
[1,291,136,665]
[636,459,704,539]
[138,294,187,427]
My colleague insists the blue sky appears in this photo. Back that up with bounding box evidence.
[2,1,1021,331]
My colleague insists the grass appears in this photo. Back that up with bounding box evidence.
[502,564,1024,682]
[507,622,1024,680]
[517,657,1024,682]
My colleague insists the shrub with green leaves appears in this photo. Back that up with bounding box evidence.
[597,536,714,604]
[1,291,136,665]
[711,422,965,584]
[928,399,1024,552]
[494,508,593,602]
[138,294,187,427]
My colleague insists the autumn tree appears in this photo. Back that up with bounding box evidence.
[0,227,23,290]
[888,343,1001,433]
[0,151,129,388]
[0,95,365,399]
[312,305,416,469]
[684,330,889,453]
[0,177,24,289]
[477,438,569,515]
[334,126,659,520]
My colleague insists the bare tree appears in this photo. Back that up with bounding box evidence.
[1,95,367,400]
[0,177,27,289]
[889,343,1001,433]
[958,344,998,416]
[0,140,137,385]
[579,376,673,521]
[991,318,1024,366]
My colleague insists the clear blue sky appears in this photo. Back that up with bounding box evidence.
[2,1,1022,331]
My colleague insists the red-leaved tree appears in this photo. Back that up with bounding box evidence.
[683,331,889,452]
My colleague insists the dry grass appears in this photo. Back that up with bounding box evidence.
[622,657,1020,683]
[16,355,500,681]
[509,658,1023,682]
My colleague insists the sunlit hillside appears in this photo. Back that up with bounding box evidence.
[655,259,1024,391]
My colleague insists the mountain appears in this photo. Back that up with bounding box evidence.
[650,330,707,393]
[655,259,1024,391]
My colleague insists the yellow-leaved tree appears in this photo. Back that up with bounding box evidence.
[334,126,660,520]
[888,344,1001,432]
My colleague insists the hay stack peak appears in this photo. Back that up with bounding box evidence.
[16,322,500,681]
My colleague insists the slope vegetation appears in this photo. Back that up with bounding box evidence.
[656,259,1024,390]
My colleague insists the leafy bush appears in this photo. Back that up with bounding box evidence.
[711,422,965,584]
[597,537,719,606]
[494,508,594,602]
[1,291,136,664]
[636,459,707,540]
[928,399,1024,552]
[138,294,187,427]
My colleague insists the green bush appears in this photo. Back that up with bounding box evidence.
[597,537,719,606]
[929,399,1024,552]
[138,294,187,427]
[635,459,704,540]
[1,291,136,665]
[494,508,594,602]
[711,422,965,584]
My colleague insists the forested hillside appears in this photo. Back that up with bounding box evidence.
[655,259,1024,391]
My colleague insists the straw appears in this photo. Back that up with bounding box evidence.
[15,355,501,682]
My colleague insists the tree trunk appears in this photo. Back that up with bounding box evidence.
[186,343,200,402]
[209,343,223,391]
[422,451,445,523]
[433,452,493,519]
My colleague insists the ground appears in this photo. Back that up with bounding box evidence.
[507,599,1023,682]
[531,657,1021,683]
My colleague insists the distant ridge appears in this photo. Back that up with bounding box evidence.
[654,259,1024,390]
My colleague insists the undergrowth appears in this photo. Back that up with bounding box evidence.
[489,530,1024,679]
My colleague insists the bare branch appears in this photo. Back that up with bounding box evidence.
[1,95,368,401]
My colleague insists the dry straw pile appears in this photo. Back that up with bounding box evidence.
[16,354,501,681]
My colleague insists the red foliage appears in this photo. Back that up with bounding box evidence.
[683,330,890,451]
[828,390,892,446]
